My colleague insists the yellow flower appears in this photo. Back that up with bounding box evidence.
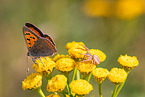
[66,41,85,50]
[46,94,60,97]
[68,44,87,59]
[53,54,71,62]
[22,73,42,90]
[69,79,93,96]
[108,68,127,84]
[118,54,139,71]
[115,0,145,20]
[83,0,111,17]
[89,49,106,62]
[47,75,67,92]
[33,57,56,77]
[76,61,96,75]
[56,58,75,73]
[92,68,109,83]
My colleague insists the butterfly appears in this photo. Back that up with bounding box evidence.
[23,22,57,59]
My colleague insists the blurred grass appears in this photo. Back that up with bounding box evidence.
[0,0,145,97]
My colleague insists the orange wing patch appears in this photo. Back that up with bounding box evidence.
[29,27,42,37]
[24,31,38,48]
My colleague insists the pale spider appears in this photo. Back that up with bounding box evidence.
[79,45,100,65]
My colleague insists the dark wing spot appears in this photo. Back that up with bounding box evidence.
[25,33,30,35]
[27,38,30,41]
[30,36,35,39]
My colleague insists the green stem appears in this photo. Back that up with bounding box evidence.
[112,85,118,97]
[65,74,71,94]
[36,88,45,97]
[61,90,66,97]
[77,69,80,79]
[115,72,129,97]
[87,72,92,82]
[98,83,103,97]
[72,67,77,81]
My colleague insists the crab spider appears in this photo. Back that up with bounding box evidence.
[79,45,100,65]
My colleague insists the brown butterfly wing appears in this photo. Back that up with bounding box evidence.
[29,38,57,57]
[23,23,57,57]
[25,22,56,46]
[23,26,39,50]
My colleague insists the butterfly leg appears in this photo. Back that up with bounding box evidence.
[44,57,48,61]
[32,58,38,64]
[39,58,45,66]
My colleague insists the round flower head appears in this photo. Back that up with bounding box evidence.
[22,73,42,90]
[115,0,145,20]
[33,57,56,77]
[108,68,127,85]
[53,54,71,62]
[47,75,67,92]
[118,54,139,72]
[66,41,85,50]
[92,68,109,83]
[83,0,111,17]
[76,61,96,75]
[69,79,93,96]
[89,49,106,63]
[46,94,60,97]
[68,44,87,59]
[56,58,75,73]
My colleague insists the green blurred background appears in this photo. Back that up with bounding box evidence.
[0,0,145,97]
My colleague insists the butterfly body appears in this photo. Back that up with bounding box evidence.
[23,22,57,58]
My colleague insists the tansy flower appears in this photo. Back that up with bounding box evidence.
[46,94,60,97]
[108,68,127,85]
[68,44,87,59]
[33,57,56,77]
[115,0,145,20]
[69,79,93,96]
[89,49,106,63]
[92,68,109,83]
[66,41,85,50]
[53,54,71,62]
[118,54,139,72]
[22,73,42,90]
[76,61,96,75]
[47,75,67,92]
[82,0,111,17]
[56,58,75,73]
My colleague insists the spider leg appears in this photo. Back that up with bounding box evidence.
[79,58,92,63]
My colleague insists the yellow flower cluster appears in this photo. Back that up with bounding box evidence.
[56,57,75,73]
[83,0,145,20]
[118,54,139,71]
[67,43,87,59]
[115,0,145,20]
[69,79,93,96]
[33,57,56,77]
[22,41,139,97]
[108,68,127,84]
[47,75,67,92]
[89,49,106,62]
[53,54,71,62]
[76,62,96,75]
[22,73,42,90]
[92,68,109,83]
[83,0,111,17]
